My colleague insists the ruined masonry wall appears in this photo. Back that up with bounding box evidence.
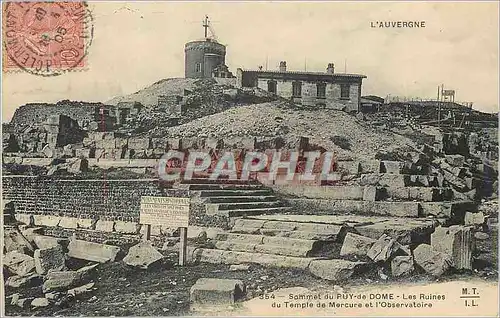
[10,103,100,128]
[2,176,162,222]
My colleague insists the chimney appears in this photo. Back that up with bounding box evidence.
[326,63,335,74]
[279,61,287,72]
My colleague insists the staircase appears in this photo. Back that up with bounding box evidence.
[174,178,291,217]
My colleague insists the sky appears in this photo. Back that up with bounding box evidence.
[2,1,499,121]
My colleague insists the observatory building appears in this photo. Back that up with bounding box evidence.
[185,16,232,78]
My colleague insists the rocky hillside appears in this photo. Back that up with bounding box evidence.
[107,78,198,106]
[160,103,416,160]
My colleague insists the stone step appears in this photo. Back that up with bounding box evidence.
[200,189,273,197]
[213,241,315,257]
[216,233,319,249]
[190,248,367,281]
[207,201,284,212]
[187,184,264,191]
[212,206,292,217]
[247,214,440,245]
[181,178,260,185]
[231,218,345,241]
[205,195,279,204]
[285,199,420,217]
[190,248,317,270]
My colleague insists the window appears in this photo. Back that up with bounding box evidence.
[292,81,302,97]
[195,62,202,73]
[317,83,326,99]
[267,80,277,94]
[340,84,350,99]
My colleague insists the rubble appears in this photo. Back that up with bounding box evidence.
[122,241,164,269]
[31,297,50,307]
[68,282,96,297]
[366,234,405,262]
[190,278,245,310]
[33,235,66,249]
[34,245,66,274]
[6,273,42,288]
[229,264,250,271]
[4,228,34,253]
[16,297,34,309]
[4,251,36,276]
[42,270,86,292]
[431,226,474,270]
[413,244,452,276]
[474,232,490,240]
[67,238,120,263]
[340,233,376,257]
[391,256,414,277]
[464,212,485,226]
[19,226,43,244]
[308,259,365,281]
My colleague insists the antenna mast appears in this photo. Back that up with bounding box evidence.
[203,15,209,39]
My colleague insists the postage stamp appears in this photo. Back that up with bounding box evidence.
[1,2,498,317]
[2,1,93,76]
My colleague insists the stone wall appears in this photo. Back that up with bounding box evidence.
[10,101,107,129]
[2,176,162,222]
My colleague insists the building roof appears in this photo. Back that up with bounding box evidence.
[361,98,383,105]
[238,68,367,79]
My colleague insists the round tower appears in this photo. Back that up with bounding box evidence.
[184,39,226,78]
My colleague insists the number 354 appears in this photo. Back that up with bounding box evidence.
[259,294,276,300]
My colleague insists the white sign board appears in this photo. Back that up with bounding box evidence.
[140,196,190,228]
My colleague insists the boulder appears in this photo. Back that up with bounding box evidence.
[413,244,452,276]
[42,270,83,292]
[33,235,65,249]
[77,218,96,229]
[66,158,88,174]
[6,274,42,288]
[59,217,79,229]
[10,293,20,306]
[474,232,489,240]
[67,238,120,263]
[190,278,245,310]
[340,233,376,257]
[123,241,163,269]
[16,297,34,309]
[34,246,66,275]
[95,220,115,232]
[229,264,250,271]
[4,251,35,276]
[308,259,365,281]
[114,221,139,234]
[31,298,49,307]
[464,212,485,226]
[4,228,34,253]
[445,154,465,167]
[15,214,33,226]
[367,234,404,262]
[391,256,414,277]
[68,282,95,297]
[431,226,474,270]
[19,227,43,244]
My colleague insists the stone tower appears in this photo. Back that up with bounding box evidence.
[184,16,226,78]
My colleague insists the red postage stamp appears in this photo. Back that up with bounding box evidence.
[2,1,93,76]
